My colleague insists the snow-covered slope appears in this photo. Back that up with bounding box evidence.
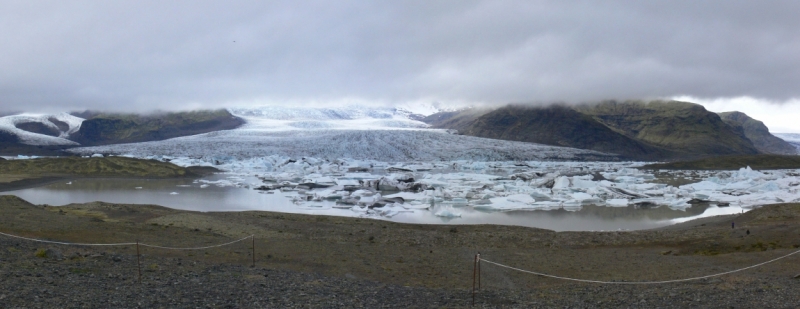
[774,133,800,152]
[0,113,83,146]
[228,106,428,132]
[228,105,431,131]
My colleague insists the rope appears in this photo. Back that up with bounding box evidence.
[138,235,253,250]
[0,231,136,246]
[480,248,800,284]
[0,230,253,250]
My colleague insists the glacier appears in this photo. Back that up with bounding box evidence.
[56,106,800,225]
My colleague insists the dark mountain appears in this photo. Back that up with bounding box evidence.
[14,122,61,137]
[0,129,73,156]
[718,111,796,155]
[424,100,764,160]
[69,109,245,146]
[575,101,759,157]
[445,105,664,159]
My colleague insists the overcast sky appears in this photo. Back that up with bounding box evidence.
[2,1,800,131]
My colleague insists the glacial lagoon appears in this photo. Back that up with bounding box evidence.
[6,171,750,232]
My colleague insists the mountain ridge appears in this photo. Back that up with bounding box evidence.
[423,100,787,160]
[717,111,796,155]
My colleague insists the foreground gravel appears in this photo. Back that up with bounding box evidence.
[2,235,800,308]
[2,195,800,308]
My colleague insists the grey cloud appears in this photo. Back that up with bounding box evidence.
[1,0,800,112]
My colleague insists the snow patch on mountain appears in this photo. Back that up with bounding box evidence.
[0,113,83,146]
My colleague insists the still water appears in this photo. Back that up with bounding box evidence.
[5,176,746,231]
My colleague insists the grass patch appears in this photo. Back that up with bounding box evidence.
[0,156,197,178]
[34,248,47,258]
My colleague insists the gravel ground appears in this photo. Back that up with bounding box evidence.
[2,195,800,308]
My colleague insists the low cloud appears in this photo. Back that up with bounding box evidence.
[1,1,800,116]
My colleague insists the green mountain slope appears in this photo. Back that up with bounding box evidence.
[575,100,759,157]
[424,100,764,160]
[70,109,244,146]
[452,105,663,159]
[718,111,796,155]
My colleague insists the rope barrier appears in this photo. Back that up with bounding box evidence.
[138,235,253,250]
[480,248,800,284]
[0,231,136,246]
[0,230,253,250]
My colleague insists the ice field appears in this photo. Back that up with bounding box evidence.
[65,106,800,226]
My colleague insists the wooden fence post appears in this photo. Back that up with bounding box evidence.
[472,254,477,306]
[136,240,141,283]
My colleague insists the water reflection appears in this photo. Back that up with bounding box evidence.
[6,177,745,231]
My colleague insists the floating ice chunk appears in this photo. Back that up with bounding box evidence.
[732,166,765,180]
[450,197,469,205]
[686,181,720,191]
[606,199,629,207]
[506,194,536,204]
[643,189,664,196]
[529,190,552,201]
[135,187,143,190]
[384,192,426,201]
[693,192,710,200]
[570,192,593,201]
[169,192,179,195]
[552,176,570,189]
[350,206,368,213]
[748,181,779,192]
[571,178,597,189]
[435,207,461,218]
[335,178,360,186]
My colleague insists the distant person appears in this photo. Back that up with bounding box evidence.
[746,229,750,235]
[732,222,735,229]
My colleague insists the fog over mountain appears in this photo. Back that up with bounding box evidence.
[2,1,800,131]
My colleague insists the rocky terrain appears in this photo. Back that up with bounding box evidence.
[2,194,800,308]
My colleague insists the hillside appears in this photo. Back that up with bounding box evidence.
[68,109,245,146]
[718,111,796,155]
[424,100,768,160]
[575,100,759,157]
[433,105,663,159]
[0,156,197,178]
